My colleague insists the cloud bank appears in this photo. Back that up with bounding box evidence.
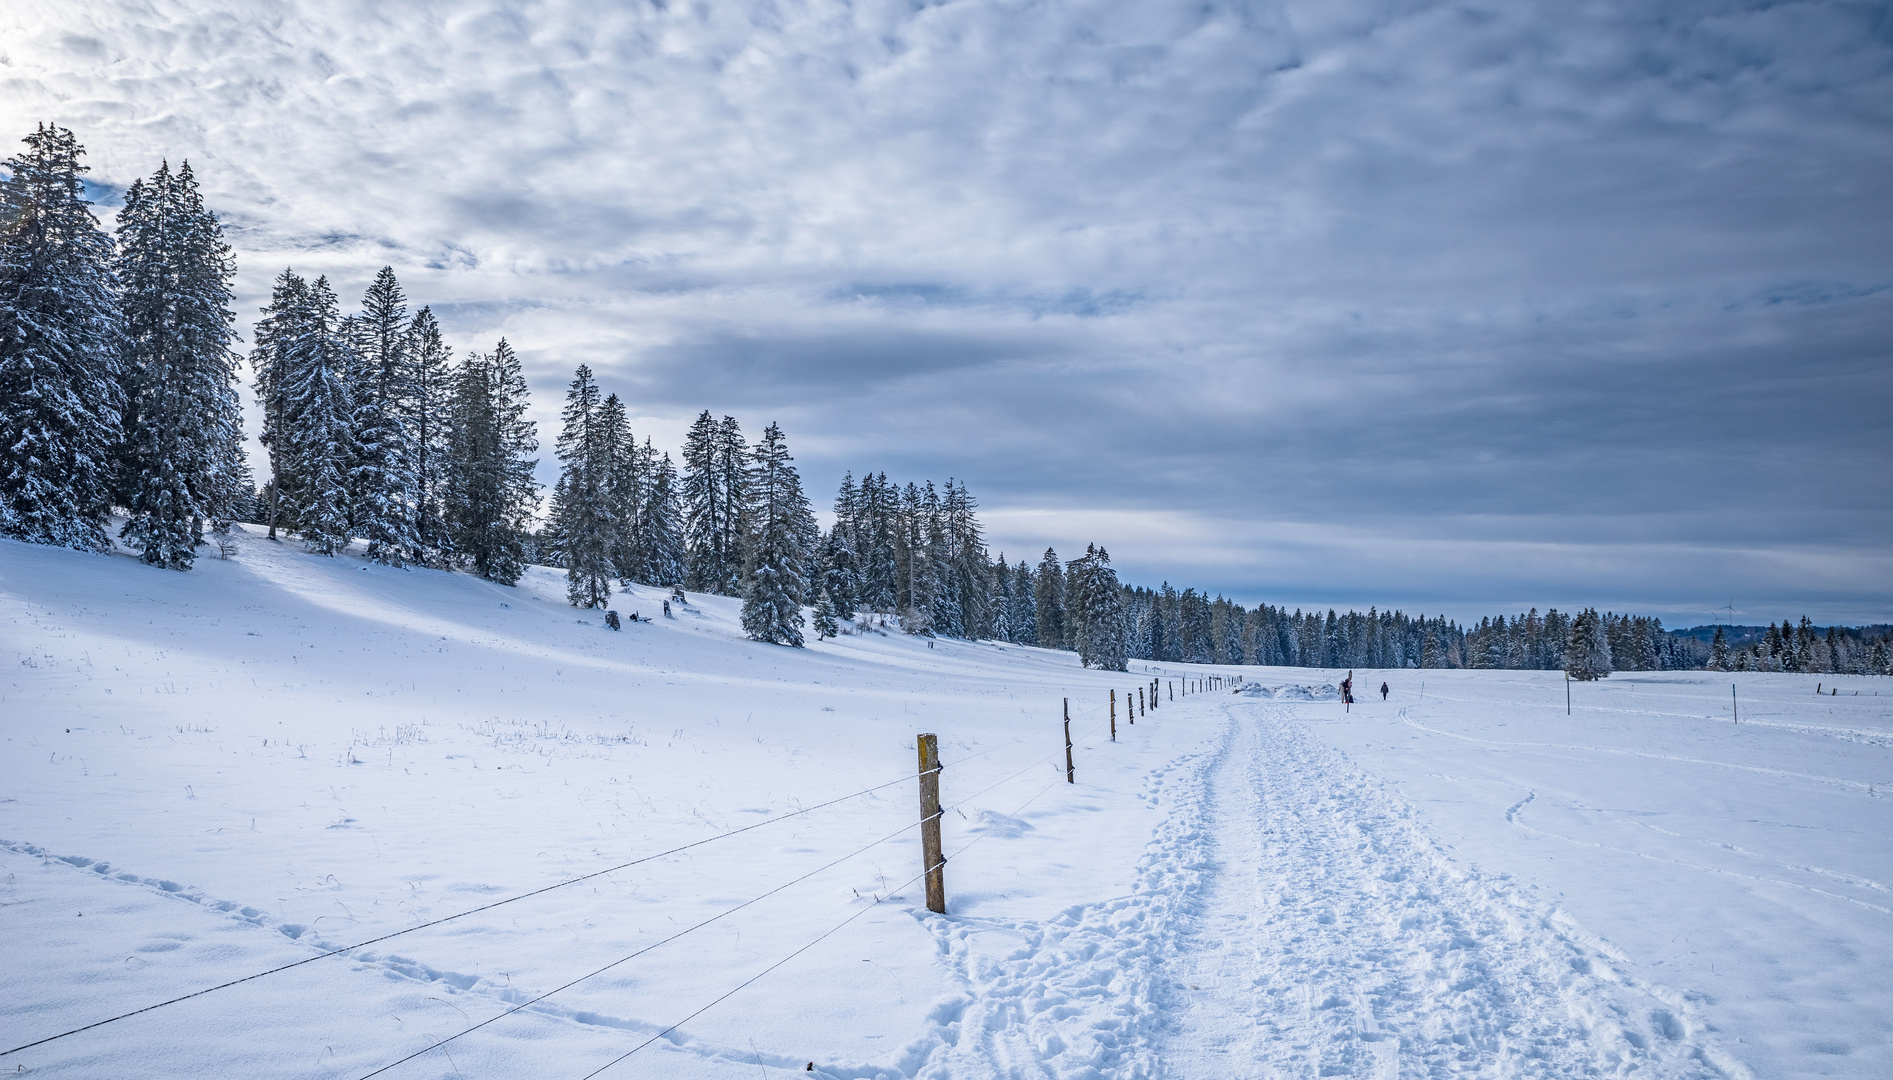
[4,0,1889,623]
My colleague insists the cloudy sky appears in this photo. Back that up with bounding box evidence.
[5,0,1889,625]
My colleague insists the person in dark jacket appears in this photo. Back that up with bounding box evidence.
[1380,681,1389,701]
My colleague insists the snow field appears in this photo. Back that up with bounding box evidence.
[1,526,1219,1078]
[4,526,1890,1078]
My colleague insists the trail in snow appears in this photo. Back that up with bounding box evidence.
[911,700,1751,1079]
[1155,703,1742,1079]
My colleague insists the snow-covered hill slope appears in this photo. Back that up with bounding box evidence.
[2,527,1888,1078]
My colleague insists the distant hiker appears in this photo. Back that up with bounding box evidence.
[1380,681,1389,701]
[662,600,672,617]
[1340,671,1354,705]
[604,610,621,631]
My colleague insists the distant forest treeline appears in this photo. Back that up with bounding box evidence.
[5,125,1888,676]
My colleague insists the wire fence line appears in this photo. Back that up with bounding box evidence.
[0,771,918,1059]
[572,713,1128,1079]
[10,685,1162,1075]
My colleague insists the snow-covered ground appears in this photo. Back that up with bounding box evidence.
[2,527,1888,1079]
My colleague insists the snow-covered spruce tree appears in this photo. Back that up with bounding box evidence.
[1067,544,1128,670]
[444,340,538,584]
[113,160,242,569]
[941,479,989,639]
[681,410,725,593]
[278,276,354,554]
[1012,560,1037,645]
[740,422,811,646]
[812,589,839,641]
[554,365,612,609]
[990,552,1013,643]
[251,269,307,539]
[0,124,125,551]
[717,415,751,590]
[1034,547,1067,650]
[823,474,861,618]
[593,393,643,585]
[346,267,416,565]
[1563,608,1613,681]
[1710,625,1731,671]
[643,447,688,587]
[854,472,899,614]
[404,305,453,565]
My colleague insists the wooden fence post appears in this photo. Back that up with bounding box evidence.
[917,733,945,914]
[1064,698,1075,783]
[1110,689,1117,741]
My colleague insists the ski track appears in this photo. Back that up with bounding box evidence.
[914,703,1753,1079]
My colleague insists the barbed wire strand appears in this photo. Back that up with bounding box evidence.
[355,809,933,1079]
[0,771,916,1060]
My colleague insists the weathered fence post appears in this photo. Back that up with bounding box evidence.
[1064,698,1075,783]
[917,733,945,914]
[1110,689,1117,741]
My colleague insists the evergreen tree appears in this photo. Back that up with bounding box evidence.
[1710,625,1731,671]
[643,448,688,587]
[404,306,454,564]
[444,339,538,583]
[1012,560,1037,645]
[348,267,416,565]
[740,422,810,646]
[681,410,728,593]
[279,276,353,554]
[1066,544,1128,670]
[1034,547,1066,650]
[113,160,241,569]
[0,124,125,551]
[856,473,900,613]
[251,268,307,540]
[593,393,642,585]
[812,590,840,641]
[1564,608,1612,681]
[554,365,612,608]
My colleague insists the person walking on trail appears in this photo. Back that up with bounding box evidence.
[1380,681,1389,701]
[1340,671,1354,705]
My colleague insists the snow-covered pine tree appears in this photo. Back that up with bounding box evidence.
[114,160,242,569]
[712,414,750,595]
[1564,608,1613,681]
[856,472,899,614]
[821,524,860,622]
[1034,548,1066,650]
[593,393,643,585]
[444,339,538,583]
[555,365,612,609]
[812,589,839,641]
[0,124,125,551]
[1067,544,1128,670]
[990,552,1013,643]
[643,447,687,587]
[404,305,454,564]
[681,410,724,593]
[279,276,354,554]
[943,480,989,639]
[251,269,307,539]
[347,267,416,565]
[1012,560,1037,645]
[740,422,810,646]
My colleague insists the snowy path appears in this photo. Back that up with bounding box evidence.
[912,699,1755,1079]
[1152,702,1743,1079]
